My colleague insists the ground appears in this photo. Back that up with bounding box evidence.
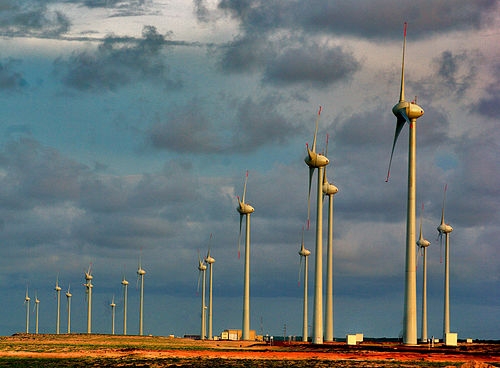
[0,334,498,367]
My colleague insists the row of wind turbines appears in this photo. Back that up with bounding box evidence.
[195,22,456,345]
[23,259,147,336]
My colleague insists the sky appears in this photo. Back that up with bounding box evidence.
[0,0,498,340]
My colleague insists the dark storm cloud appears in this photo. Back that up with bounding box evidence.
[0,138,86,209]
[0,138,203,251]
[414,50,480,101]
[54,26,181,91]
[148,102,225,154]
[471,63,500,118]
[264,42,360,87]
[0,1,70,37]
[232,96,300,152]
[0,58,28,91]
[217,0,498,39]
[148,95,299,154]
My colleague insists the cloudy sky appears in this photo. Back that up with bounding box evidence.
[0,0,498,340]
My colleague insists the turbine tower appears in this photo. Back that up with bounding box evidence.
[137,257,146,336]
[84,264,93,334]
[298,228,311,342]
[65,285,72,334]
[24,287,30,333]
[55,277,62,334]
[121,276,129,335]
[34,292,40,334]
[323,134,338,342]
[197,252,207,340]
[304,106,329,344]
[417,204,431,343]
[110,296,116,335]
[437,184,453,339]
[204,235,216,340]
[237,170,255,340]
[385,22,424,345]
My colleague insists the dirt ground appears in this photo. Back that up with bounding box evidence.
[0,334,498,367]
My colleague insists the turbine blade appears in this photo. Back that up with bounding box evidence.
[399,22,407,102]
[242,170,248,203]
[311,106,322,153]
[298,255,303,287]
[385,117,406,182]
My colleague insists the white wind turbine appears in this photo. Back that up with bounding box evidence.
[121,275,129,335]
[84,264,93,334]
[65,285,72,334]
[304,106,329,344]
[55,276,62,334]
[110,296,116,335]
[298,227,311,342]
[236,170,255,340]
[322,134,338,342]
[137,256,146,336]
[197,251,207,340]
[24,287,30,333]
[437,184,453,340]
[385,22,424,345]
[34,292,40,334]
[416,204,431,343]
[204,234,216,340]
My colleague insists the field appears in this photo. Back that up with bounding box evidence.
[0,334,498,367]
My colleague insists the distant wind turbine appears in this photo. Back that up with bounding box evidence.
[121,275,129,335]
[137,256,146,336]
[236,170,255,340]
[84,264,93,334]
[304,106,329,344]
[416,204,431,343]
[24,287,30,333]
[197,251,207,340]
[55,276,62,334]
[323,134,338,342]
[437,184,453,340]
[110,296,116,335]
[204,234,216,340]
[385,22,424,345]
[34,292,40,334]
[298,227,311,342]
[65,285,72,334]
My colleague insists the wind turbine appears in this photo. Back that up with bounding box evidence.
[197,251,207,340]
[298,227,311,342]
[437,184,453,340]
[55,276,62,334]
[65,285,72,334]
[323,134,338,342]
[204,234,216,340]
[416,204,431,343]
[121,275,129,335]
[137,256,146,336]
[110,296,116,335]
[24,287,30,333]
[385,22,424,345]
[236,170,255,340]
[304,106,329,344]
[84,264,93,334]
[34,292,40,334]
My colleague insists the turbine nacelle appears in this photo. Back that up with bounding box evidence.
[298,246,311,257]
[121,279,129,286]
[237,199,255,215]
[137,268,146,276]
[437,222,453,234]
[322,180,338,196]
[392,101,424,123]
[417,235,431,248]
[305,146,329,168]
[205,255,215,264]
